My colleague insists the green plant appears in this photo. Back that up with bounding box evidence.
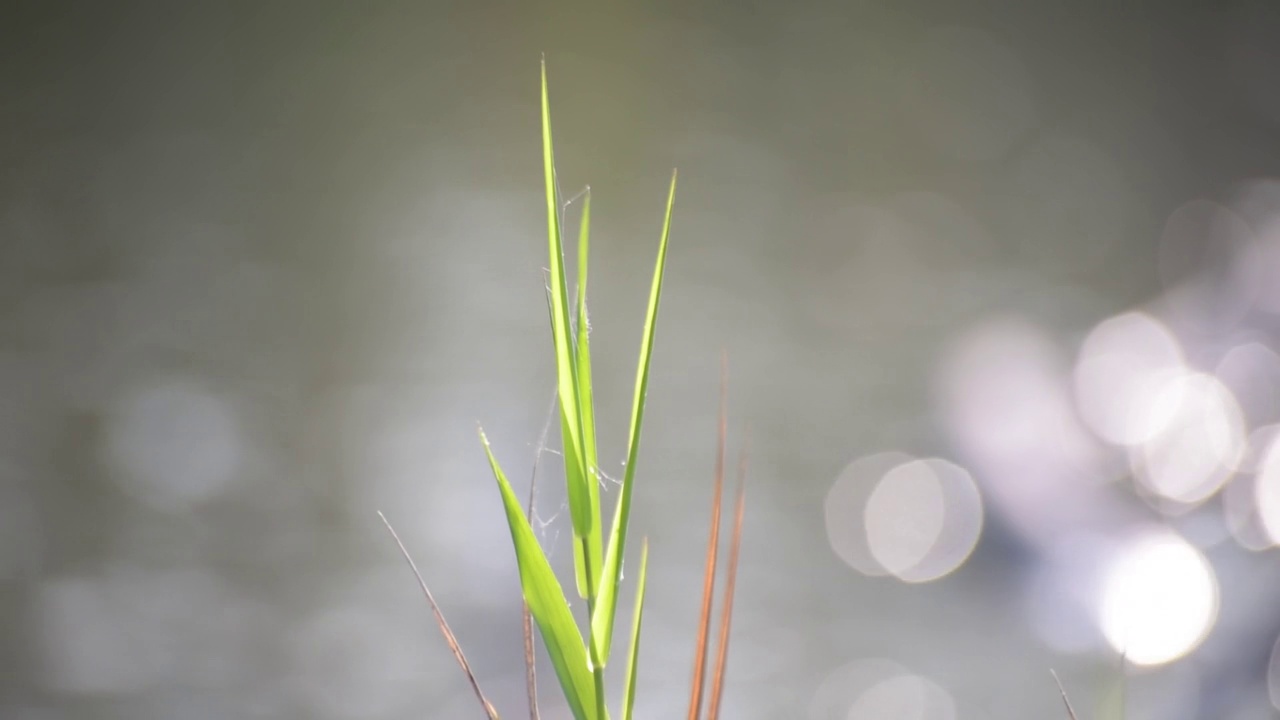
[380,59,746,720]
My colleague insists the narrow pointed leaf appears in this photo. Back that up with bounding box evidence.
[572,192,603,601]
[592,169,678,659]
[481,428,599,720]
[620,539,650,720]
[540,58,594,555]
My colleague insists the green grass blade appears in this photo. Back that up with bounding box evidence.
[620,539,650,720]
[591,169,678,659]
[481,427,599,720]
[573,191,604,603]
[540,59,595,591]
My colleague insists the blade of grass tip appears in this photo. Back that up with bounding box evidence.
[568,188,608,720]
[1050,670,1080,720]
[540,58,595,597]
[481,428,599,720]
[686,351,728,720]
[377,511,501,720]
[592,168,678,660]
[523,386,558,720]
[620,538,650,720]
[573,189,604,606]
[705,433,747,720]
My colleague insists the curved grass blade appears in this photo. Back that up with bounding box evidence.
[572,190,604,604]
[540,58,595,573]
[686,355,728,720]
[620,538,650,720]
[377,511,501,720]
[705,440,747,720]
[481,428,600,720]
[592,169,678,660]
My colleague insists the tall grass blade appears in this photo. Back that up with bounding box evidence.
[481,428,600,720]
[572,191,604,602]
[620,539,650,720]
[685,354,728,720]
[377,511,501,720]
[706,440,747,720]
[540,58,595,585]
[592,169,678,659]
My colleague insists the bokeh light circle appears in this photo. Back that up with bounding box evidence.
[825,452,915,577]
[1074,312,1185,447]
[863,458,984,583]
[1252,432,1280,546]
[1098,531,1219,666]
[1132,371,1245,505]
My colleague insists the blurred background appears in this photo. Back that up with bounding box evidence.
[6,2,1280,718]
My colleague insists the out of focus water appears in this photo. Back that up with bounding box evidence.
[6,3,1280,719]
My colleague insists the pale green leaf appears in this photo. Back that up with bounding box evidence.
[573,191,604,602]
[541,60,595,595]
[620,539,650,720]
[481,427,599,720]
[591,169,677,659]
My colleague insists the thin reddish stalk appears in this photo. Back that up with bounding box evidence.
[687,353,729,720]
[706,438,747,720]
[378,511,501,720]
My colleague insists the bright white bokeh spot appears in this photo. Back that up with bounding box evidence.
[103,375,242,511]
[1075,312,1186,446]
[825,452,915,577]
[1099,532,1218,666]
[864,459,984,583]
[1132,371,1245,505]
[865,462,944,577]
[1252,432,1280,546]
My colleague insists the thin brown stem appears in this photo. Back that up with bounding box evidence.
[706,435,747,720]
[687,352,729,720]
[378,511,501,720]
[522,387,557,720]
